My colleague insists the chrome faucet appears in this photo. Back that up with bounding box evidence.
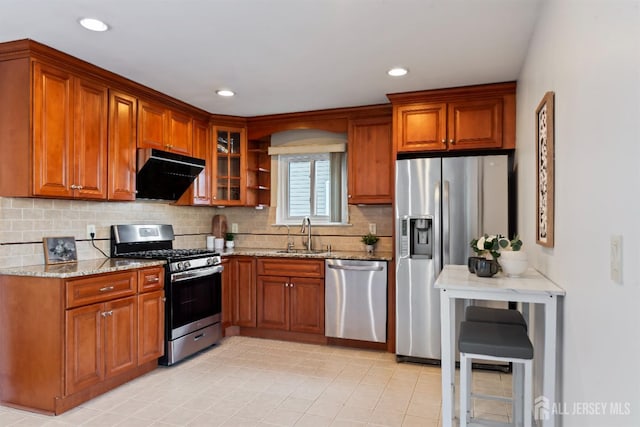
[300,216,312,251]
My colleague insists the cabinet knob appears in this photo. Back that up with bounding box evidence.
[290,283,294,288]
[348,194,352,198]
[441,139,446,143]
[449,139,455,144]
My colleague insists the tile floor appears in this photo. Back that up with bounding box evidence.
[0,336,513,426]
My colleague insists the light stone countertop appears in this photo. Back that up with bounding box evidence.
[0,258,166,279]
[219,247,393,262]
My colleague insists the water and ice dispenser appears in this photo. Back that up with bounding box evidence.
[399,216,433,258]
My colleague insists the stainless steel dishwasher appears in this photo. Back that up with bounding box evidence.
[325,259,388,343]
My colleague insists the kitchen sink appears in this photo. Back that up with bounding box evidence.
[275,249,327,255]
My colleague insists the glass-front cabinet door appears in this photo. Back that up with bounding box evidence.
[214,126,246,205]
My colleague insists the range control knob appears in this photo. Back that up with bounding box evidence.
[184,261,191,269]
[175,262,184,271]
[206,257,214,266]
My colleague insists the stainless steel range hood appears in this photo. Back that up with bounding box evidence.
[136,149,205,200]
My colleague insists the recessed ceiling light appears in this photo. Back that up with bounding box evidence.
[79,18,109,32]
[216,89,235,97]
[387,67,409,77]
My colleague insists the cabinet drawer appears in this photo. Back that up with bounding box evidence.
[257,258,324,278]
[66,271,136,308]
[137,267,164,293]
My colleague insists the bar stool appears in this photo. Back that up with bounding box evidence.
[465,305,528,423]
[465,305,527,330]
[458,321,534,427]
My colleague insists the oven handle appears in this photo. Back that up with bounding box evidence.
[171,265,223,283]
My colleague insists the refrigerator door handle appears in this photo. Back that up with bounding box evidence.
[443,180,450,266]
[434,181,442,276]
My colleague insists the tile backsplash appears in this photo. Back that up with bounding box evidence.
[0,197,393,268]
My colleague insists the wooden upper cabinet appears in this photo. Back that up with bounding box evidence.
[74,78,108,199]
[138,100,192,155]
[213,125,247,205]
[447,98,503,150]
[32,62,74,197]
[168,110,193,155]
[137,100,167,150]
[32,62,108,199]
[177,119,211,205]
[348,117,393,204]
[394,103,447,152]
[389,82,516,153]
[108,90,137,201]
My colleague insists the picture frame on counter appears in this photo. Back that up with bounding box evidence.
[536,91,555,248]
[43,236,77,264]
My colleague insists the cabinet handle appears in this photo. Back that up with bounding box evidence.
[99,285,115,292]
[441,139,446,143]
[449,139,455,144]
[70,184,77,189]
[147,277,160,282]
[194,332,206,341]
[101,310,113,317]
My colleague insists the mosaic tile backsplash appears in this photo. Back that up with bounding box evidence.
[0,198,392,268]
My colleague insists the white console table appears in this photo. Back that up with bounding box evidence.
[435,265,565,427]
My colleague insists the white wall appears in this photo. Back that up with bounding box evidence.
[517,0,640,425]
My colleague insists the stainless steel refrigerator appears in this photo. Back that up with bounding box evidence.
[395,155,510,362]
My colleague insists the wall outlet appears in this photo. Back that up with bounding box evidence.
[369,223,377,234]
[610,234,622,284]
[231,223,238,233]
[86,224,96,239]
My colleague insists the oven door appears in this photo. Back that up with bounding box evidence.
[167,265,222,339]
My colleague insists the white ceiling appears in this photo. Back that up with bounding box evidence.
[0,0,542,117]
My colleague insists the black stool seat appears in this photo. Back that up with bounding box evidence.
[459,321,533,360]
[465,306,527,330]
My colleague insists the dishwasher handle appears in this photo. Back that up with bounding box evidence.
[327,264,384,272]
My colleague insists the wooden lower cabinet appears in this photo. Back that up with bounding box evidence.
[66,296,137,395]
[231,256,257,327]
[257,275,324,334]
[0,267,164,415]
[256,258,325,336]
[220,258,233,330]
[137,290,164,364]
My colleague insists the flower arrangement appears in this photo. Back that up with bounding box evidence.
[470,234,522,260]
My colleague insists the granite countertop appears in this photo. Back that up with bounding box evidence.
[0,258,166,279]
[219,247,393,262]
[0,249,392,279]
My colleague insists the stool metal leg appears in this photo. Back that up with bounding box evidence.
[460,352,470,427]
[524,359,533,427]
[513,363,523,426]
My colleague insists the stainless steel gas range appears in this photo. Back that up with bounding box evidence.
[111,224,223,365]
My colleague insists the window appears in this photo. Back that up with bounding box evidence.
[277,152,347,225]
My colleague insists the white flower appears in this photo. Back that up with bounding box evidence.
[476,236,486,250]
